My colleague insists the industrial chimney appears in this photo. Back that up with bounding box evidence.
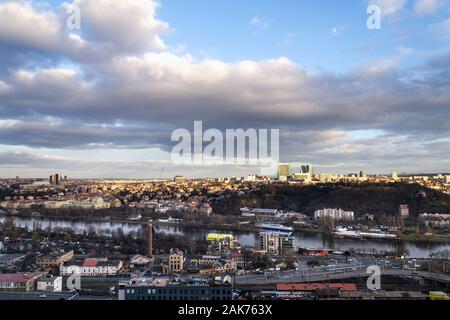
[147,224,153,258]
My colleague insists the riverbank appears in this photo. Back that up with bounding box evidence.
[4,212,450,245]
[400,234,450,244]
[2,213,256,233]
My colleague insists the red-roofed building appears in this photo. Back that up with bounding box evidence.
[276,283,357,292]
[0,273,44,292]
[277,283,358,291]
[82,259,98,267]
[275,283,357,299]
[60,259,122,276]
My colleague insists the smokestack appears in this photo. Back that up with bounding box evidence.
[147,224,153,258]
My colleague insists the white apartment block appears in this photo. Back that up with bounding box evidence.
[314,208,355,221]
[37,276,63,292]
[60,260,123,276]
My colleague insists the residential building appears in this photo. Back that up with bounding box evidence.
[163,249,185,274]
[419,213,450,228]
[0,273,43,292]
[259,232,295,255]
[60,258,122,276]
[399,205,410,218]
[314,208,355,221]
[188,255,237,275]
[0,253,26,268]
[37,276,63,292]
[36,250,74,269]
[118,277,233,301]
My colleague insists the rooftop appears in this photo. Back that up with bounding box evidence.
[0,253,26,263]
[121,276,225,288]
[0,273,43,283]
[82,259,98,267]
[277,283,357,292]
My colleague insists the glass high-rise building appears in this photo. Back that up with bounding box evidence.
[277,163,291,180]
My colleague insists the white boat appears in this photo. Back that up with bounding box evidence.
[334,228,397,240]
[256,223,294,234]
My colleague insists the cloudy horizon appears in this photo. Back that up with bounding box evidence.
[0,0,450,178]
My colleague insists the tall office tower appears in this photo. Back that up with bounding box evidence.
[64,176,68,181]
[54,173,60,185]
[392,171,398,179]
[49,175,54,185]
[277,163,291,180]
[301,164,313,175]
[299,164,313,181]
[147,224,153,258]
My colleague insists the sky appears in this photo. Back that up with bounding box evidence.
[0,0,449,178]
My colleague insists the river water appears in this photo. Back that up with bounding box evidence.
[2,217,450,258]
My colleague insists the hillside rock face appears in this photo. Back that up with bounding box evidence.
[212,183,450,217]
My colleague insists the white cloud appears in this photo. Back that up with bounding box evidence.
[0,1,71,52]
[414,0,447,15]
[0,0,169,62]
[368,0,407,16]
[429,18,450,41]
[67,0,169,53]
[250,16,270,29]
[0,80,10,94]
[353,56,401,76]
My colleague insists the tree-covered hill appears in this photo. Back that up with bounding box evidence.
[212,182,450,217]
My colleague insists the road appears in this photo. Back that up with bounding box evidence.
[0,291,115,300]
[235,266,450,285]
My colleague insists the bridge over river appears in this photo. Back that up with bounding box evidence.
[235,267,450,286]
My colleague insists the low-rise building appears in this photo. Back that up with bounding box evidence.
[37,276,63,292]
[188,255,237,275]
[0,253,26,268]
[130,255,152,265]
[419,213,450,228]
[399,204,410,218]
[0,273,44,292]
[274,283,357,299]
[60,258,123,276]
[118,277,233,301]
[163,249,185,274]
[36,250,74,269]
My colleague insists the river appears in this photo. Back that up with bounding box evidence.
[2,217,450,258]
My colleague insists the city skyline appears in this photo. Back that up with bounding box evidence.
[0,0,450,178]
